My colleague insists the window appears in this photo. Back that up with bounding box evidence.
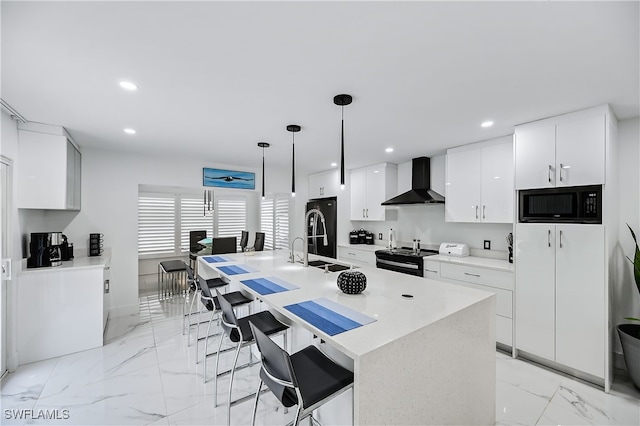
[180,196,214,251]
[138,191,216,256]
[261,194,290,251]
[138,195,176,255]
[216,198,247,251]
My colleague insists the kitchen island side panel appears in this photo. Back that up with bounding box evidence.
[354,296,496,425]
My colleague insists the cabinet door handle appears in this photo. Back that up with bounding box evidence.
[425,269,438,273]
[559,230,563,248]
[548,229,551,247]
[362,209,365,218]
[464,272,481,277]
[348,252,355,256]
[559,163,569,182]
[366,208,368,218]
[105,279,110,294]
[548,165,553,183]
[482,205,486,220]
[475,205,479,220]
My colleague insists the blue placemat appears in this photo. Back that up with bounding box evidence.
[202,255,234,263]
[284,297,376,336]
[240,277,300,295]
[217,264,259,276]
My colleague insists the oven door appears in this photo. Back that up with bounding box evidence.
[376,257,423,277]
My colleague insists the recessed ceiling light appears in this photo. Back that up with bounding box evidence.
[481,121,494,128]
[119,81,138,91]
[124,128,136,135]
[385,147,394,153]
[330,162,337,167]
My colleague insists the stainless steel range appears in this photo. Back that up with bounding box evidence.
[375,247,439,277]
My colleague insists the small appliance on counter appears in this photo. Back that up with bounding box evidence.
[349,230,360,244]
[89,233,104,256]
[27,232,63,268]
[438,242,470,257]
[60,234,74,261]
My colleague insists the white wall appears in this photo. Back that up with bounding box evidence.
[49,147,278,315]
[615,117,640,356]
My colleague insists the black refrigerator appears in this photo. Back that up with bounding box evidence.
[306,197,337,259]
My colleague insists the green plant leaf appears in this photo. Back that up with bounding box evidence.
[624,317,640,322]
[628,224,640,297]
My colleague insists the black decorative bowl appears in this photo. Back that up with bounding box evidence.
[337,270,367,294]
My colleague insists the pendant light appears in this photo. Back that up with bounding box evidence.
[287,124,301,197]
[257,142,270,199]
[333,94,352,190]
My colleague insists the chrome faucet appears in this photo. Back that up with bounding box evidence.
[303,208,328,267]
[289,236,304,263]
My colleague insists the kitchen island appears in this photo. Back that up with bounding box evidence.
[199,251,496,425]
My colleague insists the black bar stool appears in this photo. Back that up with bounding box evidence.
[213,289,289,426]
[248,321,354,426]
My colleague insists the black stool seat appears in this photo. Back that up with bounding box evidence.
[160,260,187,272]
[276,345,353,408]
[230,311,289,343]
[201,291,251,312]
[204,277,228,289]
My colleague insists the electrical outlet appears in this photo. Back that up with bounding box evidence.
[378,233,383,240]
[484,240,491,250]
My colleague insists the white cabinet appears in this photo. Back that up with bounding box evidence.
[515,108,606,190]
[337,245,376,266]
[17,261,109,365]
[445,137,514,223]
[308,169,339,199]
[17,123,81,210]
[425,258,514,347]
[349,163,397,221]
[515,224,605,379]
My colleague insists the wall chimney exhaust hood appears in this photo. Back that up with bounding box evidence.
[381,157,445,205]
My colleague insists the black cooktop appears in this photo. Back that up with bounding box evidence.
[375,247,439,258]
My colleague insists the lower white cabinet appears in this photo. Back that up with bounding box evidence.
[17,260,110,365]
[426,259,514,347]
[337,245,376,266]
[515,224,605,379]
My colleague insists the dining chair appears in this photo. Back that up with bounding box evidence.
[254,232,265,251]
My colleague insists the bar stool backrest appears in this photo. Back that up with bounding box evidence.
[254,232,265,251]
[240,231,249,251]
[215,288,239,337]
[249,321,299,406]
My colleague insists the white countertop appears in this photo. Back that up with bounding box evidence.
[427,254,514,272]
[19,248,111,274]
[199,251,494,359]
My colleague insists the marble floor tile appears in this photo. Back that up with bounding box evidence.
[537,378,640,426]
[2,291,639,426]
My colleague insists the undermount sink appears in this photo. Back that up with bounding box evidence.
[303,260,355,272]
[307,260,332,267]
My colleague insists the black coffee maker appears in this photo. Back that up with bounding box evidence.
[60,234,74,261]
[27,232,63,268]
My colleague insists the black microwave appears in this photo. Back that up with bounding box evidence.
[519,185,602,224]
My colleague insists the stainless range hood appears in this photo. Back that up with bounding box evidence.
[381,157,445,205]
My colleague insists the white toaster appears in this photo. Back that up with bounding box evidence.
[438,242,470,257]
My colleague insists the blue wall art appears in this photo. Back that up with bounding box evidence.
[203,168,255,190]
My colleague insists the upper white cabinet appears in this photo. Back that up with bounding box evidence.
[515,107,606,190]
[445,136,514,223]
[18,122,81,210]
[350,163,397,221]
[308,169,339,199]
[515,223,606,379]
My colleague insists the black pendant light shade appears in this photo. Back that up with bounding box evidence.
[287,125,301,197]
[258,142,270,199]
[333,94,352,189]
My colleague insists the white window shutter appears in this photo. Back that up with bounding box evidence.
[138,195,176,255]
[217,198,247,251]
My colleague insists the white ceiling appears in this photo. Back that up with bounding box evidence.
[2,1,638,174]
